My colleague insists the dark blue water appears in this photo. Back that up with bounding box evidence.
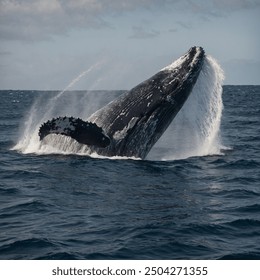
[0,86,260,260]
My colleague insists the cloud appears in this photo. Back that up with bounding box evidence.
[213,0,260,12]
[176,21,192,29]
[0,50,12,55]
[172,0,260,19]
[0,0,259,42]
[0,0,165,41]
[0,0,110,41]
[129,26,160,39]
[168,28,178,33]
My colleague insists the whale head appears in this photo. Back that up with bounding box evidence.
[159,46,205,105]
[97,46,206,158]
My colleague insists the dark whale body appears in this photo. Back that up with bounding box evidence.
[39,46,205,159]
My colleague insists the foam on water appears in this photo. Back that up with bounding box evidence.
[13,55,225,161]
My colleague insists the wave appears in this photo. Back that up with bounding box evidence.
[0,238,56,260]
[219,251,260,260]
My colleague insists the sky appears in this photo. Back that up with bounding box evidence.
[0,0,260,90]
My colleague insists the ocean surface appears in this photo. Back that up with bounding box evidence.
[0,85,260,260]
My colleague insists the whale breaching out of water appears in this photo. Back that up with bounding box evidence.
[39,46,205,159]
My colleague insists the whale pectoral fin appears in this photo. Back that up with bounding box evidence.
[39,116,110,148]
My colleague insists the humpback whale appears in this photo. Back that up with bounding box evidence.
[39,46,205,159]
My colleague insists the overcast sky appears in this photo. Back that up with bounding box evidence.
[1,0,260,90]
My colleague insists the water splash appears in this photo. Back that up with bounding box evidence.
[13,61,105,154]
[149,55,225,160]
[13,55,225,160]
[53,61,104,101]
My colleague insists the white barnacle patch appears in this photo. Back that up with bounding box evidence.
[168,79,176,85]
[166,95,175,104]
[161,54,186,72]
[113,117,139,141]
[161,47,203,75]
[61,118,75,131]
[50,117,77,136]
[191,46,202,66]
